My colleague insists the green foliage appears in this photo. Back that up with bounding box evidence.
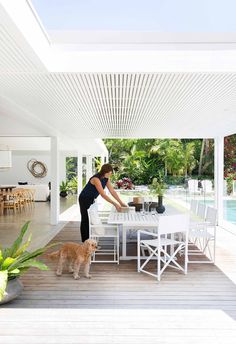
[94,157,102,172]
[0,222,60,301]
[224,135,236,173]
[60,180,70,193]
[225,168,236,195]
[0,271,7,301]
[66,157,77,181]
[163,175,185,185]
[68,176,78,194]
[104,138,204,185]
[149,172,167,196]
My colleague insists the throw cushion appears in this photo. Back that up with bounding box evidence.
[89,203,105,236]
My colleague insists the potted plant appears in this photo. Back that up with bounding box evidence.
[149,174,167,213]
[0,221,58,304]
[68,176,78,194]
[60,180,70,197]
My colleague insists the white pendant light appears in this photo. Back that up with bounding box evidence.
[0,146,12,170]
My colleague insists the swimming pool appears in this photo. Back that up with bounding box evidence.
[204,200,236,224]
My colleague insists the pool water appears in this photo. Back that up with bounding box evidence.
[204,200,236,224]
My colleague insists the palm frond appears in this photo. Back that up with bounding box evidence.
[7,221,31,258]
[16,259,49,271]
[9,242,61,270]
[13,233,32,258]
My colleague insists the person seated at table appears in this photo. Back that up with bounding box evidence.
[79,163,127,242]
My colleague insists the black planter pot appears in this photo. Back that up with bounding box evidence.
[60,191,68,198]
[156,195,165,214]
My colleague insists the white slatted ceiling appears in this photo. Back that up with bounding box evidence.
[1,72,236,138]
[0,5,46,73]
[1,3,236,139]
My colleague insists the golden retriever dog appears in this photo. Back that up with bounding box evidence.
[47,239,97,279]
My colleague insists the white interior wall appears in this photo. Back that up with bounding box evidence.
[0,151,67,185]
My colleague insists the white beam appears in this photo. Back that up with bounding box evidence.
[214,136,224,225]
[77,153,83,196]
[101,156,105,167]
[86,155,93,183]
[50,136,60,225]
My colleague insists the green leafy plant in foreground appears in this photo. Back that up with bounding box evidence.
[0,221,59,301]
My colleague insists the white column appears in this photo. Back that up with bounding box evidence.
[77,153,83,196]
[50,136,60,225]
[101,156,105,166]
[214,136,224,226]
[105,153,109,163]
[86,155,93,182]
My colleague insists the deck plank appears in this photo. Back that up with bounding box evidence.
[1,223,236,343]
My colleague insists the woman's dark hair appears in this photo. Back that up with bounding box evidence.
[97,163,113,178]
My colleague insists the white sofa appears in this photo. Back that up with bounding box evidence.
[17,184,50,201]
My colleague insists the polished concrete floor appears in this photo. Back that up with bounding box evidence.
[0,195,78,250]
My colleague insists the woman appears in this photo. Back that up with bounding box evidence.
[79,163,127,242]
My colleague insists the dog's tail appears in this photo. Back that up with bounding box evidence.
[46,250,60,260]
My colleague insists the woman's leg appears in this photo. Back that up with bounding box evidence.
[79,197,92,242]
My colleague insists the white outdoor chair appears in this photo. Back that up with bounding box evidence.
[201,180,213,195]
[188,179,201,195]
[188,206,217,264]
[190,199,198,214]
[189,201,206,229]
[88,203,119,264]
[196,202,207,219]
[137,214,190,281]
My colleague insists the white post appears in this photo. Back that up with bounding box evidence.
[214,136,224,226]
[50,136,60,225]
[105,153,109,163]
[86,155,93,182]
[101,156,105,166]
[77,153,83,197]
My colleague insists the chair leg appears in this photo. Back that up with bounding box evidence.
[157,252,161,282]
[137,232,140,272]
[184,243,188,274]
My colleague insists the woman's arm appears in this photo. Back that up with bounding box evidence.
[91,177,122,211]
[106,180,127,207]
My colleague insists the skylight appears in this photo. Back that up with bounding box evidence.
[31,0,236,32]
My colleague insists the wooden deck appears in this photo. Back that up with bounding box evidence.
[1,222,236,343]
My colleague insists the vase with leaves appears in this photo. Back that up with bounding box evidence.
[149,173,167,213]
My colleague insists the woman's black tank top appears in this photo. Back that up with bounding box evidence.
[79,173,108,200]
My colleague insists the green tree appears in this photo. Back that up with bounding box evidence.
[183,142,196,177]
[103,138,212,185]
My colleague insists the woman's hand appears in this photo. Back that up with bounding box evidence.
[114,203,122,212]
[120,202,128,207]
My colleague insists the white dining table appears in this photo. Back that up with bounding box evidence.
[108,211,160,260]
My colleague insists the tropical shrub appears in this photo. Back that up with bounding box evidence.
[0,221,59,301]
[68,176,78,194]
[225,169,236,195]
[116,177,134,190]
